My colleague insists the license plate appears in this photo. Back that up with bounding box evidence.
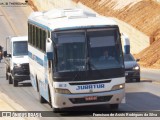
[85,96,97,101]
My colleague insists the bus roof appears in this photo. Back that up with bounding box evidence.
[28,9,118,31]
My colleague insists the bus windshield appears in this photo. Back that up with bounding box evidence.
[13,41,28,56]
[53,28,123,72]
[88,29,123,70]
[55,32,86,72]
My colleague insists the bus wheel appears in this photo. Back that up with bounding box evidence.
[13,79,18,87]
[8,75,13,84]
[110,104,119,110]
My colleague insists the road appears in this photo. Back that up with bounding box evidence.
[141,68,160,82]
[0,0,160,119]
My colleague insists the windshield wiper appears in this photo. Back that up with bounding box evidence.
[72,65,86,81]
[72,58,88,81]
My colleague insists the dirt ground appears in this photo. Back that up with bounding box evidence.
[73,0,160,69]
[28,0,38,11]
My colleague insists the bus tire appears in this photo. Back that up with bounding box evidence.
[8,75,13,84]
[110,104,119,110]
[13,79,18,87]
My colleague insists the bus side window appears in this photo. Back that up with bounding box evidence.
[43,31,46,52]
[39,29,42,50]
[36,27,39,48]
[41,30,46,52]
[37,28,41,50]
[41,29,43,52]
[31,24,33,45]
[28,23,31,44]
[33,26,36,46]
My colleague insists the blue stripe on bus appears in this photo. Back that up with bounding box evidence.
[36,57,43,67]
[28,51,49,102]
[28,19,114,31]
[28,20,52,31]
[28,51,44,66]
[54,25,112,31]
[44,55,48,68]
[28,51,32,59]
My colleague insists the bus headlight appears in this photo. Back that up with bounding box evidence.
[55,88,71,94]
[111,84,125,91]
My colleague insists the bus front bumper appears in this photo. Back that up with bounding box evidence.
[52,89,125,109]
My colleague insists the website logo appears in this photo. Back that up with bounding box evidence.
[0,0,28,7]
[2,112,11,117]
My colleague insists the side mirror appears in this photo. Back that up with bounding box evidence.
[3,51,7,57]
[0,51,2,59]
[7,54,11,57]
[46,38,54,60]
[3,51,11,58]
[121,33,130,54]
[136,59,140,62]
